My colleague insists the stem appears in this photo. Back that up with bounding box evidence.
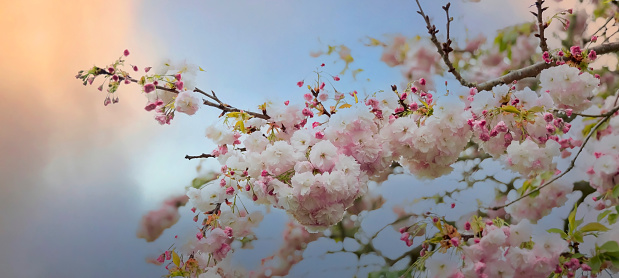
[414,0,475,88]
[185,153,215,160]
[534,0,549,52]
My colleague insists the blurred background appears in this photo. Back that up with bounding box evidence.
[0,0,560,277]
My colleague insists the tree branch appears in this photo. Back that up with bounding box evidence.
[476,41,619,91]
[185,153,215,160]
[415,0,475,88]
[489,105,619,211]
[533,0,549,52]
[93,67,270,120]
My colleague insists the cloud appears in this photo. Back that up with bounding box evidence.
[0,1,173,276]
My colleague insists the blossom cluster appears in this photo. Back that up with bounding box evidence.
[467,64,599,177]
[581,96,619,209]
[76,39,619,276]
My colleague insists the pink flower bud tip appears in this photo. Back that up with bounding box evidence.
[123,49,130,56]
[297,80,304,87]
[333,76,340,81]
[175,81,184,91]
[450,237,459,247]
[588,50,597,61]
[144,83,156,93]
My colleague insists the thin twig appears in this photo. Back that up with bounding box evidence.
[94,67,270,120]
[185,153,215,160]
[489,105,619,211]
[533,0,549,52]
[584,15,614,49]
[442,3,454,55]
[414,0,475,88]
[603,29,619,44]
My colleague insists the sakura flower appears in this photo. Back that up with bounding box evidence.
[174,91,200,115]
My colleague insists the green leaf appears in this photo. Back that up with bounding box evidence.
[582,122,597,137]
[606,251,619,269]
[540,171,553,181]
[568,203,578,233]
[547,228,568,238]
[572,253,584,259]
[573,231,584,243]
[518,180,532,195]
[326,45,336,55]
[172,251,180,266]
[598,210,612,222]
[580,222,610,233]
[528,106,545,113]
[612,185,619,198]
[590,255,602,272]
[351,68,364,80]
[501,105,520,114]
[574,219,584,229]
[609,213,618,225]
[600,241,619,253]
[199,66,205,72]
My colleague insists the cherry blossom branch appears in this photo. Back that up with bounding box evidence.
[93,67,270,120]
[185,153,215,160]
[532,0,549,52]
[584,15,614,49]
[185,148,245,160]
[489,105,619,211]
[442,3,454,55]
[414,0,475,88]
[476,41,619,91]
[94,67,177,93]
[199,89,270,120]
